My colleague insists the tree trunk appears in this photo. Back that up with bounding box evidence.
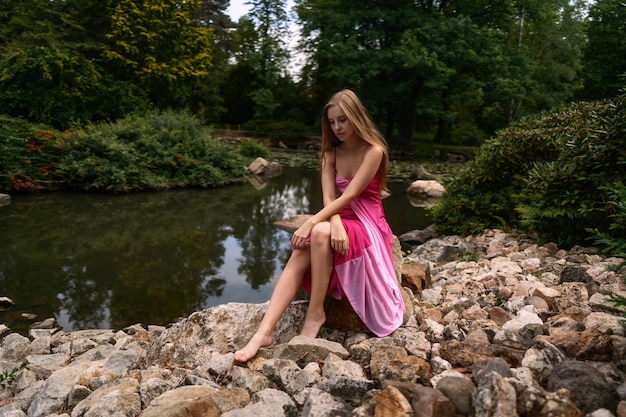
[434,117,452,143]
[396,82,423,146]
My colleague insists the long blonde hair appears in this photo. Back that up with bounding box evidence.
[320,89,390,191]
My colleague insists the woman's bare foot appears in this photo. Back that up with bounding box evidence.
[300,312,326,338]
[234,332,272,362]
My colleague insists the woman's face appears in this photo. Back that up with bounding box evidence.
[327,105,355,142]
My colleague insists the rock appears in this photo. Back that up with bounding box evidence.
[221,388,297,417]
[0,296,15,310]
[401,260,431,294]
[1,229,624,417]
[436,375,475,416]
[406,180,446,207]
[398,224,440,246]
[323,296,369,333]
[543,360,618,414]
[410,165,434,181]
[273,215,313,233]
[374,385,413,417]
[139,385,220,417]
[0,193,10,206]
[246,157,282,176]
[301,387,352,417]
[270,335,349,366]
[472,372,517,417]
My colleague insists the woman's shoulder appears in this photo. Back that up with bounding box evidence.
[363,143,384,161]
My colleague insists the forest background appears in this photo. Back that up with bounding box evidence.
[1,0,623,146]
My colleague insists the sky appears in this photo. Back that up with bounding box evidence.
[226,0,251,21]
[226,0,302,76]
[226,0,295,21]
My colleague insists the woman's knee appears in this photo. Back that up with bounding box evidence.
[310,222,331,245]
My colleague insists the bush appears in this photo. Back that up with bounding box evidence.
[238,140,270,160]
[0,115,64,192]
[56,110,248,192]
[588,182,626,259]
[429,94,626,249]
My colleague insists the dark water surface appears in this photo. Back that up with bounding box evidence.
[0,164,433,334]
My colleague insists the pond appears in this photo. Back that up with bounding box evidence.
[0,152,463,334]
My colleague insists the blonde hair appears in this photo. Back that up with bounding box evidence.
[321,89,389,191]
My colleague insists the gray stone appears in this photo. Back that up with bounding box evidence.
[322,353,366,380]
[1,333,31,362]
[221,388,297,417]
[270,335,349,366]
[436,375,475,416]
[28,362,92,417]
[70,377,141,417]
[301,388,352,417]
[139,385,220,417]
[103,349,143,376]
[317,377,376,405]
[0,193,10,206]
[231,365,271,393]
[543,360,618,414]
[471,372,517,417]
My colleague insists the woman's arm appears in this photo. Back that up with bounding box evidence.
[291,146,383,250]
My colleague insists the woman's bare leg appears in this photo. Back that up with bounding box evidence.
[234,248,311,362]
[300,222,333,338]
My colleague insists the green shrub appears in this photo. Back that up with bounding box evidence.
[238,140,270,160]
[429,94,626,248]
[588,182,626,259]
[56,110,248,192]
[0,115,64,192]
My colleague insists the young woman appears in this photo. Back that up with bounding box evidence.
[234,89,404,362]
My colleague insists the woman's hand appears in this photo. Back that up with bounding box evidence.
[330,222,348,256]
[291,221,313,249]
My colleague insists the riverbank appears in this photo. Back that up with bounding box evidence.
[1,229,625,417]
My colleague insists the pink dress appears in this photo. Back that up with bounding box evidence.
[302,172,405,337]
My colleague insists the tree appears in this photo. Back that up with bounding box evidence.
[506,0,586,116]
[231,0,292,122]
[579,0,626,100]
[295,0,588,146]
[103,0,215,110]
[0,0,146,128]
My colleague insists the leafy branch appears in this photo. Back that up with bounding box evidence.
[0,362,29,390]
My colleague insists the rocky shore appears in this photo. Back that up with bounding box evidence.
[1,229,625,417]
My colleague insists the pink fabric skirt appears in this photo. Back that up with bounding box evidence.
[301,205,372,300]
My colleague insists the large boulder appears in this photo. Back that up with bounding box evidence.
[406,180,445,207]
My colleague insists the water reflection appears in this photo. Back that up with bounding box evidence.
[0,165,430,333]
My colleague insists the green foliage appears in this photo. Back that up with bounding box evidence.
[430,94,626,248]
[587,182,626,258]
[0,0,150,129]
[238,140,270,160]
[296,0,586,145]
[0,45,93,128]
[605,293,626,318]
[103,0,215,109]
[0,362,29,390]
[580,0,626,100]
[56,110,248,192]
[243,119,308,147]
[0,115,64,192]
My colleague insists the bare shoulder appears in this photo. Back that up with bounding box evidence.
[322,149,335,169]
[364,144,384,160]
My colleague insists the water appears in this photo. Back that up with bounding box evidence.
[0,164,433,334]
